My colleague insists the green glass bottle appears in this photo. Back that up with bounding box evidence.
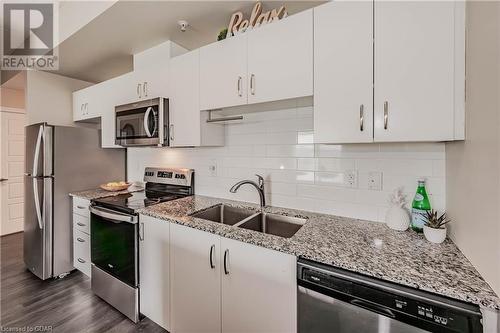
[411,179,431,232]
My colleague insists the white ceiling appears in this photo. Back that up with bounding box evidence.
[52,0,324,83]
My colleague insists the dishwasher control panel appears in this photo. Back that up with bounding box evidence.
[298,259,483,333]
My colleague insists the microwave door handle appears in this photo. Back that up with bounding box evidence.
[143,107,153,138]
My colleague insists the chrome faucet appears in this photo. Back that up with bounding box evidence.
[230,175,266,208]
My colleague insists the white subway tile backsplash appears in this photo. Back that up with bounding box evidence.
[128,107,446,222]
[317,158,356,172]
[265,131,298,144]
[266,145,314,158]
[262,157,297,170]
[314,172,347,187]
[297,131,314,144]
[268,170,315,184]
[297,158,316,171]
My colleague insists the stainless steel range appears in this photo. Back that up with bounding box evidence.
[89,167,194,322]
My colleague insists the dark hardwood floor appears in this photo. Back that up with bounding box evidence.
[1,232,166,333]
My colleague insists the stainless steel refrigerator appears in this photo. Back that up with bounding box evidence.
[24,123,126,280]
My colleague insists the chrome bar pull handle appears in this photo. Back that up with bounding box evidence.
[250,74,255,95]
[77,258,86,264]
[137,83,142,98]
[359,104,364,132]
[143,82,148,97]
[223,249,230,275]
[237,76,242,97]
[209,244,215,269]
[169,124,174,141]
[383,101,389,130]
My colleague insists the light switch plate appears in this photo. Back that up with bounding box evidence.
[368,172,383,191]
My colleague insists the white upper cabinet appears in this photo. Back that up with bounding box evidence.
[139,215,171,331]
[170,50,225,147]
[221,237,297,333]
[200,34,248,110]
[199,10,313,110]
[72,84,100,121]
[314,1,464,144]
[247,9,313,105]
[170,50,201,147]
[314,1,373,144]
[114,65,169,106]
[170,223,221,333]
[374,1,463,142]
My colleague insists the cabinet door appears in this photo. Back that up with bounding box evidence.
[100,112,119,148]
[140,65,169,100]
[170,223,221,333]
[139,215,171,331]
[72,90,86,121]
[314,1,373,144]
[247,9,313,104]
[374,1,456,142]
[199,34,247,110]
[170,50,201,147]
[73,84,107,121]
[221,238,296,333]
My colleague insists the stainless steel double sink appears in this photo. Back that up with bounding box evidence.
[190,204,306,239]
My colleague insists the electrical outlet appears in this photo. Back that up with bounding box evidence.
[208,160,217,177]
[344,170,357,188]
[368,172,383,190]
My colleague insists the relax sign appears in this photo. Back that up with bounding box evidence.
[226,2,288,38]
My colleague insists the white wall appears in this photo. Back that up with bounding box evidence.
[128,105,445,222]
[25,71,91,126]
[446,1,500,296]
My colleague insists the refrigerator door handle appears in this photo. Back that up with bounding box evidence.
[33,125,44,176]
[33,178,43,229]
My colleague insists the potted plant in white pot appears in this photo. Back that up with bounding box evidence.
[423,210,450,244]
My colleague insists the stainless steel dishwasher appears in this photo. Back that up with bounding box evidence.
[298,259,483,333]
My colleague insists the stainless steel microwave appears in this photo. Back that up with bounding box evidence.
[115,97,169,147]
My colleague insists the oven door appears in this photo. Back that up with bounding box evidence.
[90,205,138,287]
[115,99,166,146]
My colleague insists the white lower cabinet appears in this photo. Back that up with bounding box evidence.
[72,197,91,277]
[221,237,297,333]
[139,215,171,331]
[169,223,297,333]
[170,223,222,333]
[73,229,90,276]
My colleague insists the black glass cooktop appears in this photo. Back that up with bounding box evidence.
[92,190,182,214]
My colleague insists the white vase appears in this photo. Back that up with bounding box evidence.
[423,225,447,244]
[385,206,410,231]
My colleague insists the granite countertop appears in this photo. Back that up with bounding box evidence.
[69,186,144,200]
[137,195,500,310]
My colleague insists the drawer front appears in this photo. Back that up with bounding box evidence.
[73,197,90,218]
[73,229,91,277]
[73,214,90,235]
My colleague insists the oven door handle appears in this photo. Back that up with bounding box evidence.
[90,205,138,224]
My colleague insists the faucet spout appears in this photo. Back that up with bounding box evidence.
[229,175,266,208]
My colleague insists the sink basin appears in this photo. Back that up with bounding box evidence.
[190,204,257,226]
[237,213,306,238]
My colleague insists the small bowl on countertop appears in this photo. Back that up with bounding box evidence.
[100,182,131,192]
